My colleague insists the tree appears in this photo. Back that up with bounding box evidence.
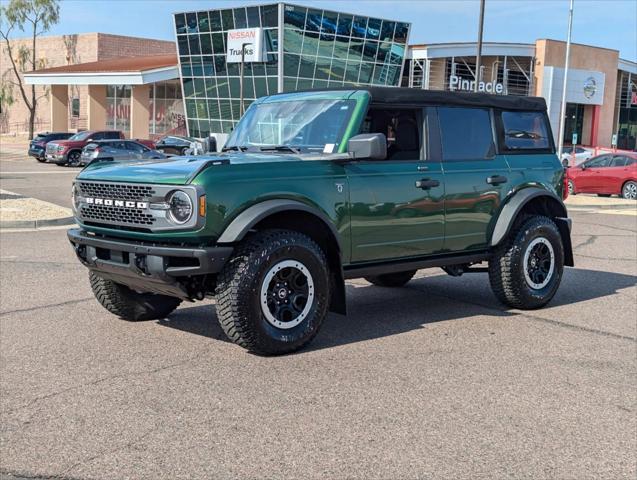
[0,0,60,138]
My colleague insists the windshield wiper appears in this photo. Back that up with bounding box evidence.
[222,145,248,152]
[259,145,301,154]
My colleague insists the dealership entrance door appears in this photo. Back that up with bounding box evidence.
[564,103,584,145]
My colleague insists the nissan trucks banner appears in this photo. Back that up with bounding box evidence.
[226,28,264,63]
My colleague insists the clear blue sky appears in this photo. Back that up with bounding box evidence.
[25,0,637,61]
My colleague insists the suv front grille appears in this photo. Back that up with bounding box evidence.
[76,181,157,229]
[77,182,155,201]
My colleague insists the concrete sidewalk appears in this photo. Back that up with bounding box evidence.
[0,189,74,229]
[566,194,637,210]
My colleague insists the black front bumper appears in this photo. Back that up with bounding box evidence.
[68,228,233,299]
[28,147,44,159]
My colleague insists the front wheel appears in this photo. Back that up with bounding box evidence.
[89,272,182,320]
[622,181,637,200]
[567,180,576,196]
[66,150,81,167]
[489,216,564,310]
[36,156,46,163]
[216,230,330,355]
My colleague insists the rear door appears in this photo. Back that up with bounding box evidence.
[346,106,445,262]
[437,106,510,252]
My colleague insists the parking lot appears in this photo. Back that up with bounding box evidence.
[1,146,636,479]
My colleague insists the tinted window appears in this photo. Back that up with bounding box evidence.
[103,132,121,140]
[585,155,611,168]
[439,107,494,161]
[501,111,550,150]
[611,156,627,167]
[626,158,636,166]
[126,142,147,153]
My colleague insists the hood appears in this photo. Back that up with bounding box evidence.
[51,139,86,148]
[76,151,312,185]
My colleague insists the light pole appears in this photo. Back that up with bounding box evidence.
[557,0,575,159]
[474,0,486,92]
[239,42,251,116]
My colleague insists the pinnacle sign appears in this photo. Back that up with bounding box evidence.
[450,75,504,94]
[226,28,264,63]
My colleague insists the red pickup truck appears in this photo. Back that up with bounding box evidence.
[45,130,155,166]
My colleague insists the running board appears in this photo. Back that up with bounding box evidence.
[343,252,491,280]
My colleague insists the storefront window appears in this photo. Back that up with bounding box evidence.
[106,85,131,134]
[149,81,185,136]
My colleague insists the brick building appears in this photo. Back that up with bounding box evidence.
[1,33,176,134]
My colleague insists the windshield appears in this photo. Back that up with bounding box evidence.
[68,131,92,141]
[225,98,356,153]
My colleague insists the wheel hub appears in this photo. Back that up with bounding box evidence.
[260,260,315,329]
[523,237,555,290]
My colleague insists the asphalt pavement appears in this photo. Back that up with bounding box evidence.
[1,151,636,479]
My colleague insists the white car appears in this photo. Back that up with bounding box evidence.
[560,146,593,167]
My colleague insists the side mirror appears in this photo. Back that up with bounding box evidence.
[347,133,387,160]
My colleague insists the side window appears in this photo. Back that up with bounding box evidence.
[586,155,611,168]
[625,158,636,166]
[90,132,103,141]
[611,156,627,167]
[164,137,178,145]
[361,108,422,160]
[108,132,122,140]
[438,107,493,161]
[126,142,146,153]
[500,110,550,151]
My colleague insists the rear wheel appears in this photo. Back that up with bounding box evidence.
[89,272,182,321]
[216,230,330,355]
[622,181,637,200]
[489,215,564,310]
[365,270,416,287]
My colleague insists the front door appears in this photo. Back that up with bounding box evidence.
[346,107,445,263]
[578,154,612,192]
[436,106,511,252]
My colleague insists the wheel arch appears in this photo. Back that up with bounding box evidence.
[490,187,574,267]
[217,199,346,315]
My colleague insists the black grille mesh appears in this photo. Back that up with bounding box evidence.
[77,182,155,201]
[77,181,156,227]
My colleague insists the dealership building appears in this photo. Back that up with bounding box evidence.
[6,2,636,150]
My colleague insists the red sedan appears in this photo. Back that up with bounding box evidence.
[566,152,637,200]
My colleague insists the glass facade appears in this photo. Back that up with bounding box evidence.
[174,3,410,137]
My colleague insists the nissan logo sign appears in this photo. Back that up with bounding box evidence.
[583,77,597,99]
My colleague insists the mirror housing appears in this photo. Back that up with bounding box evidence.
[347,133,387,160]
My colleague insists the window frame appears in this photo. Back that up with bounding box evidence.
[358,103,429,163]
[435,105,497,162]
[494,108,555,155]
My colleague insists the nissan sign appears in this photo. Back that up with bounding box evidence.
[226,28,264,63]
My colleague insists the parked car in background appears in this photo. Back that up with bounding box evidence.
[46,130,124,166]
[154,135,197,156]
[560,146,593,167]
[566,153,637,199]
[79,140,167,166]
[28,132,73,162]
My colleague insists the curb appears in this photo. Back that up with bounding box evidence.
[0,216,75,230]
[567,203,637,211]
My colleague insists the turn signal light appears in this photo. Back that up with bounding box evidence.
[199,195,206,217]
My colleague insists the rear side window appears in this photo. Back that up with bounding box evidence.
[438,107,494,161]
[500,111,551,151]
[102,131,120,140]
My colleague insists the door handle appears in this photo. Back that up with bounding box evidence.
[486,175,508,185]
[415,178,440,190]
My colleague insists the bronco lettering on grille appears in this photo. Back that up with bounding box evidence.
[85,197,149,209]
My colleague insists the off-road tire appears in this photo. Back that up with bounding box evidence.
[89,272,182,321]
[365,270,416,287]
[216,229,330,355]
[488,215,564,310]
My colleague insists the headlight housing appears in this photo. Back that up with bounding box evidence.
[71,184,80,212]
[167,190,193,224]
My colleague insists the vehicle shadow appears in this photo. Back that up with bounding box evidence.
[158,267,636,351]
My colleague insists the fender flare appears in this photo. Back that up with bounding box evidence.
[490,187,567,246]
[217,199,341,252]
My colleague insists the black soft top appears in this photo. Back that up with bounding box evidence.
[361,86,547,111]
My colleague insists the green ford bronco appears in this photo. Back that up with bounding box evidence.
[68,87,573,355]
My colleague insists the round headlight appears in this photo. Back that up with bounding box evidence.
[168,190,193,224]
[71,184,80,211]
